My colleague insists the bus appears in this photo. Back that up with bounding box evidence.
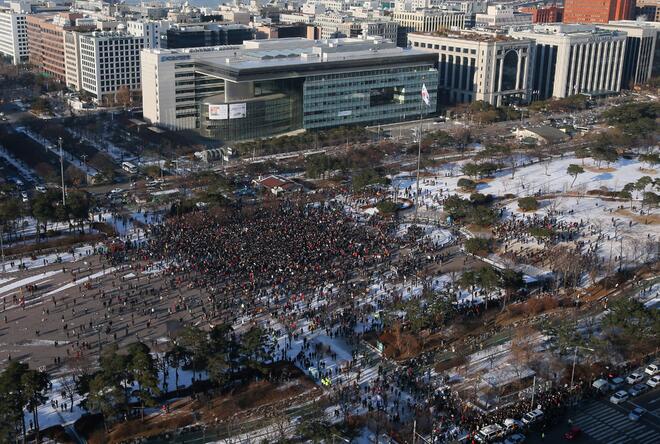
[122,161,138,174]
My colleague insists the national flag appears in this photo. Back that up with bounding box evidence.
[421,83,430,106]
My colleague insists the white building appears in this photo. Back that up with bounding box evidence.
[126,20,170,50]
[79,29,146,104]
[393,9,466,33]
[64,29,82,90]
[408,31,534,106]
[0,8,28,64]
[475,5,532,30]
[509,24,628,100]
[599,20,659,87]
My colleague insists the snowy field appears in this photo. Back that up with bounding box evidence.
[502,196,660,263]
[392,155,657,211]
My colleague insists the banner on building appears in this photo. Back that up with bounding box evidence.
[208,104,228,120]
[229,103,247,119]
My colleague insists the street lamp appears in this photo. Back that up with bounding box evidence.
[58,137,66,206]
[570,345,595,390]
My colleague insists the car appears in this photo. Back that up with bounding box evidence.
[609,390,629,404]
[592,378,613,393]
[521,409,544,425]
[504,433,525,444]
[475,424,504,443]
[110,188,123,194]
[626,372,644,385]
[628,407,646,421]
[628,383,649,397]
[647,375,660,388]
[564,426,582,440]
[609,376,625,389]
[644,363,659,376]
[35,185,46,193]
[504,418,524,432]
[20,191,28,198]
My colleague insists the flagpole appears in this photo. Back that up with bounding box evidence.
[414,79,426,222]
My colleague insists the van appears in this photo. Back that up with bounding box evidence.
[476,424,503,443]
[521,409,544,425]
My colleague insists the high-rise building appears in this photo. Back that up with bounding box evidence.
[392,9,466,33]
[636,0,660,22]
[520,5,564,24]
[27,13,81,82]
[161,23,254,49]
[0,8,28,64]
[141,38,438,140]
[79,29,146,105]
[408,31,534,107]
[563,0,634,24]
[509,24,627,100]
[600,20,660,87]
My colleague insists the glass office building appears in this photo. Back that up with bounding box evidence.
[142,38,438,142]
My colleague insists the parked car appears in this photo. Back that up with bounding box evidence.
[521,409,544,425]
[644,363,659,376]
[628,383,649,397]
[476,424,504,443]
[626,372,644,385]
[628,407,646,421]
[647,375,660,388]
[504,433,525,444]
[564,426,582,440]
[35,185,46,193]
[609,376,625,390]
[592,378,612,393]
[609,390,629,404]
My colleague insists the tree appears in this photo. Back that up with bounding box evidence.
[0,361,29,442]
[178,326,210,380]
[500,269,524,308]
[115,85,131,108]
[567,164,584,188]
[166,345,187,393]
[464,237,492,256]
[128,342,160,422]
[22,369,49,442]
[66,190,92,234]
[518,196,539,212]
[31,190,60,241]
[457,178,477,191]
[240,326,271,375]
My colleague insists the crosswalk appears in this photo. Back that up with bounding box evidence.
[572,401,659,444]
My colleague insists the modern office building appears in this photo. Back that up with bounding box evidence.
[0,8,28,64]
[408,31,534,106]
[63,29,82,89]
[519,5,564,24]
[141,38,438,141]
[474,5,533,29]
[600,20,659,86]
[161,23,254,49]
[79,29,146,104]
[563,0,634,24]
[509,24,627,100]
[126,20,170,49]
[636,0,660,22]
[27,13,81,82]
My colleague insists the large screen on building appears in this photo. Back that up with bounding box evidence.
[229,103,247,119]
[208,104,228,120]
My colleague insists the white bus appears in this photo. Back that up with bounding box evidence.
[122,161,138,174]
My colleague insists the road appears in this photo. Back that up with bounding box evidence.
[525,387,660,444]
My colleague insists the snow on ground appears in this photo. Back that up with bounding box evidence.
[635,281,660,310]
[16,127,99,177]
[67,128,135,163]
[392,155,657,211]
[395,223,454,247]
[501,196,660,263]
[0,270,61,297]
[0,244,100,274]
[0,146,41,183]
[26,376,85,431]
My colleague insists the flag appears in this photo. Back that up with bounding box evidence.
[421,83,430,106]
